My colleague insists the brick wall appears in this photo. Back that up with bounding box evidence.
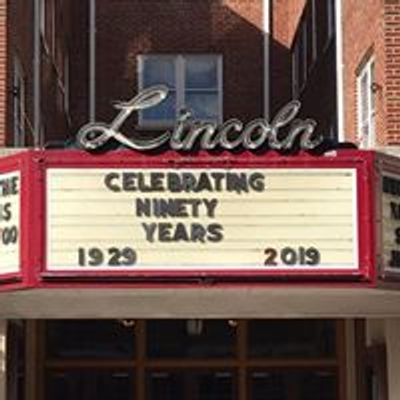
[68,0,89,135]
[0,0,8,146]
[8,0,35,145]
[40,0,73,146]
[342,0,384,145]
[270,0,306,114]
[9,0,396,148]
[271,0,337,141]
[6,0,75,147]
[94,0,264,131]
[384,0,400,145]
[287,0,306,43]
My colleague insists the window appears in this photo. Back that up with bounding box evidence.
[13,57,26,147]
[40,319,344,400]
[138,55,222,127]
[357,58,375,148]
[291,0,336,98]
[291,2,317,98]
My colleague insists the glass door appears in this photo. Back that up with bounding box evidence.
[36,319,344,400]
[249,370,337,400]
[147,369,235,400]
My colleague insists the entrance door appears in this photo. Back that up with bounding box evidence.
[36,319,344,400]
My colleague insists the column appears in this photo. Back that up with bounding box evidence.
[385,319,400,400]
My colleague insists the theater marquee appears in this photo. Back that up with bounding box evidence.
[46,167,359,273]
[0,150,378,286]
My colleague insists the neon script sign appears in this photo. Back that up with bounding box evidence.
[76,85,323,152]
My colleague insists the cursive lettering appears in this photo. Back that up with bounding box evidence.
[76,85,324,152]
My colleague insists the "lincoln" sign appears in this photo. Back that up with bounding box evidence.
[76,86,323,153]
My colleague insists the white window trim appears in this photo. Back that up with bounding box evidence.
[357,58,375,148]
[138,54,223,128]
[13,57,25,147]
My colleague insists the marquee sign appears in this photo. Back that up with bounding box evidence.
[0,150,378,286]
[46,167,358,273]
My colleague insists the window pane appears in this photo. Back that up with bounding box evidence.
[250,372,285,400]
[146,320,236,358]
[46,370,134,400]
[248,320,335,358]
[147,371,183,400]
[249,370,336,400]
[147,370,235,400]
[142,58,175,88]
[300,370,337,400]
[185,58,218,89]
[185,92,219,120]
[360,72,368,123]
[46,320,135,359]
[141,91,176,122]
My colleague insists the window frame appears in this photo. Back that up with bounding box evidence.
[34,320,346,400]
[137,54,223,128]
[357,57,375,148]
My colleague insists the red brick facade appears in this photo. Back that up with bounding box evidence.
[342,0,384,145]
[271,0,337,140]
[0,0,8,147]
[6,0,73,148]
[94,0,264,131]
[269,0,306,114]
[8,0,35,146]
[5,0,400,149]
[39,0,73,146]
[384,1,400,145]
